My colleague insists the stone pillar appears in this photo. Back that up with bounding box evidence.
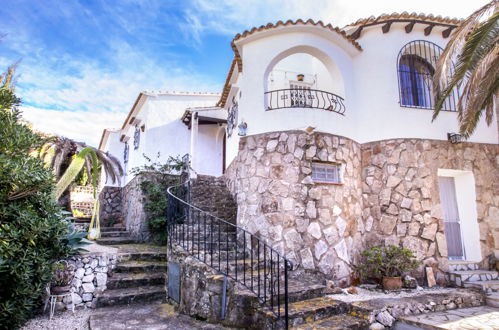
[190,112,198,179]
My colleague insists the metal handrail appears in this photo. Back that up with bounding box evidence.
[166,182,292,329]
[265,88,346,114]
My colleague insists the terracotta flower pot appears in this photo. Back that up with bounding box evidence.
[51,285,71,295]
[382,277,402,290]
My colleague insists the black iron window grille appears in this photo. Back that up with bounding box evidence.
[133,125,140,150]
[397,40,458,111]
[265,88,346,115]
[123,142,129,164]
[226,96,238,137]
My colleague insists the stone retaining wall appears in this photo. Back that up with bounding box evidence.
[167,245,261,328]
[350,289,485,328]
[56,252,117,311]
[121,174,156,242]
[361,139,499,283]
[225,131,364,286]
[98,186,122,224]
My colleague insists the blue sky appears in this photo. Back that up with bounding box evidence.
[0,0,487,146]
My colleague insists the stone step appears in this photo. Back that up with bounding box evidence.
[264,297,349,327]
[96,237,137,245]
[291,314,369,329]
[463,279,499,293]
[96,285,165,307]
[115,261,167,273]
[486,292,499,307]
[449,270,498,286]
[174,247,248,260]
[448,261,481,271]
[101,227,126,232]
[118,252,167,262]
[100,231,130,238]
[107,272,165,290]
[238,282,326,306]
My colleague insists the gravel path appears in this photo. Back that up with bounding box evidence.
[21,308,91,330]
[327,287,461,303]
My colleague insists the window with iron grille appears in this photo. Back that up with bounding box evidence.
[133,125,140,150]
[311,163,342,184]
[397,40,458,111]
[123,142,129,164]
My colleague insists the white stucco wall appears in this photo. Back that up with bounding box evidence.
[101,93,221,186]
[225,23,498,166]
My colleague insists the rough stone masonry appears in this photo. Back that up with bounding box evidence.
[225,130,499,286]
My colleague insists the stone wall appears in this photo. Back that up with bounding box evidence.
[122,174,153,242]
[167,245,261,328]
[56,252,117,311]
[361,139,499,283]
[191,175,238,223]
[99,186,122,224]
[225,131,499,286]
[225,131,364,286]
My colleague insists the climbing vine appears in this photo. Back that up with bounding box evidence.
[131,154,187,244]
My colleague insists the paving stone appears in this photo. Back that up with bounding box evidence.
[398,306,499,329]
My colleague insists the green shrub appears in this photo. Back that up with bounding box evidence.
[357,245,421,282]
[131,154,187,244]
[0,86,72,329]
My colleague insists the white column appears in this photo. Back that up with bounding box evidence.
[189,112,198,179]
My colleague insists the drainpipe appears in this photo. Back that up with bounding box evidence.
[190,112,198,180]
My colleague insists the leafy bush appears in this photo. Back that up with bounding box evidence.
[0,85,73,329]
[131,154,187,244]
[357,245,421,281]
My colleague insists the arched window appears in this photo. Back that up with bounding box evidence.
[397,40,457,111]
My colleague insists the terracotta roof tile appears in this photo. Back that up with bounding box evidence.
[346,12,463,28]
[233,19,362,51]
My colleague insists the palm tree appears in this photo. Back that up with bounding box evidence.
[433,0,498,138]
[38,137,123,200]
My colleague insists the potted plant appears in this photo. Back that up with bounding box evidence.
[50,261,76,294]
[358,245,420,290]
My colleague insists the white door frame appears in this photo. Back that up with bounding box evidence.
[437,169,482,262]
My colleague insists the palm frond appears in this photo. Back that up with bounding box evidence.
[433,0,499,137]
[433,1,498,111]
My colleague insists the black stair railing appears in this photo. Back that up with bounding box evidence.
[166,181,292,329]
[265,88,346,114]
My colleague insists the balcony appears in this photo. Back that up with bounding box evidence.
[265,88,346,115]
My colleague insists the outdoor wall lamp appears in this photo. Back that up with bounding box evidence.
[447,133,463,144]
[238,121,247,136]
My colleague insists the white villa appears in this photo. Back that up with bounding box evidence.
[99,13,499,287]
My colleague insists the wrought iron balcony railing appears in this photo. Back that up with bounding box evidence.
[265,88,346,115]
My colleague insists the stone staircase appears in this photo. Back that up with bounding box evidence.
[95,227,167,308]
[448,261,499,293]
[96,226,139,245]
[176,224,369,329]
[168,176,370,328]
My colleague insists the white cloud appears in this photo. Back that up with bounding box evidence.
[20,106,122,146]
[185,0,489,36]
[4,0,489,147]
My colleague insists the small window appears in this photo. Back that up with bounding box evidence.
[311,163,342,184]
[133,125,140,150]
[123,143,129,164]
